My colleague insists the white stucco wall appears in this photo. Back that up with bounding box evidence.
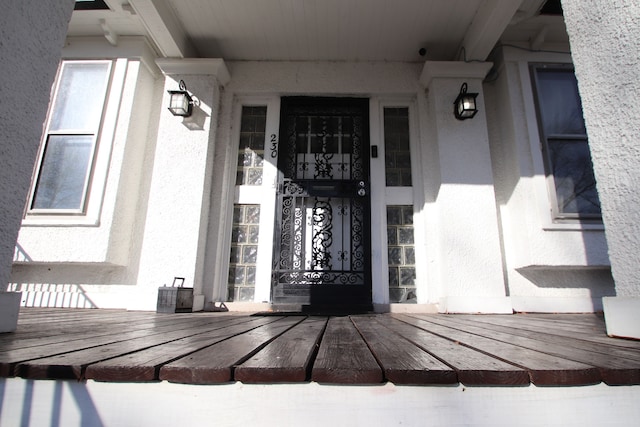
[10,38,162,309]
[0,0,75,290]
[16,54,157,264]
[562,0,640,298]
[420,62,510,313]
[562,0,640,336]
[485,43,613,312]
[129,59,227,311]
[1,378,639,427]
[9,47,620,313]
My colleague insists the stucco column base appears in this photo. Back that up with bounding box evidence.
[0,292,22,333]
[602,297,640,340]
[439,296,512,314]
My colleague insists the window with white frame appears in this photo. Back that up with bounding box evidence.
[29,60,112,214]
[383,107,417,303]
[531,64,601,220]
[227,105,267,302]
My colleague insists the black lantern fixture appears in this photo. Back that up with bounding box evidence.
[167,80,194,117]
[453,82,479,120]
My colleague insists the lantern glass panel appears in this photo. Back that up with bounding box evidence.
[169,92,190,116]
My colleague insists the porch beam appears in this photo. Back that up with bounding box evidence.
[128,0,196,58]
[456,0,525,61]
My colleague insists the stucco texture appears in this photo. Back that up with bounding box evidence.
[563,0,640,296]
[0,0,75,289]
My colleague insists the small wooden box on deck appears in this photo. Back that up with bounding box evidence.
[157,277,193,313]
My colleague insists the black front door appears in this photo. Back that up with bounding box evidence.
[272,97,371,309]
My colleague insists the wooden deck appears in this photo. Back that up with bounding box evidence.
[1,308,639,386]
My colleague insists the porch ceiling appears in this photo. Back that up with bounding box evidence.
[66,0,560,62]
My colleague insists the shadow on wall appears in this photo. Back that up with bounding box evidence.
[0,379,105,427]
[516,265,616,311]
[516,265,615,295]
[7,283,98,309]
[10,246,130,308]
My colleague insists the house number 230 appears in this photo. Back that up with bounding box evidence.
[270,134,278,158]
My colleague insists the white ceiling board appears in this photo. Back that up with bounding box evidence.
[66,0,568,62]
[166,0,485,61]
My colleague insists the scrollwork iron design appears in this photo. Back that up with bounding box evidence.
[311,198,333,270]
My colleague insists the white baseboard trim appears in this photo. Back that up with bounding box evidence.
[602,297,640,340]
[218,302,271,312]
[0,292,22,333]
[438,296,512,314]
[2,378,640,426]
[511,296,603,313]
[192,294,205,312]
[373,303,439,313]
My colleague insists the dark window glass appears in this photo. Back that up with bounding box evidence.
[384,108,412,187]
[532,66,601,219]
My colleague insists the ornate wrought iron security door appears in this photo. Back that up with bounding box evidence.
[272,97,371,308]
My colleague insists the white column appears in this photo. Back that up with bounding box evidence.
[562,0,640,338]
[130,59,230,311]
[0,0,75,330]
[420,62,510,313]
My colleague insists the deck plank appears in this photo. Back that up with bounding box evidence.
[311,316,383,384]
[16,316,259,380]
[397,314,601,386]
[159,317,304,384]
[0,309,633,386]
[383,317,529,385]
[482,315,640,349]
[1,316,235,377]
[85,316,280,382]
[2,311,233,347]
[425,315,640,385]
[451,315,640,362]
[0,316,211,352]
[235,317,327,383]
[351,316,456,384]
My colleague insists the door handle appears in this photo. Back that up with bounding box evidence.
[357,181,366,197]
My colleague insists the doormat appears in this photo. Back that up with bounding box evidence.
[251,305,373,316]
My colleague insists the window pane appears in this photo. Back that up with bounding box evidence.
[384,108,412,187]
[227,204,261,302]
[533,65,601,219]
[236,106,266,185]
[50,62,110,131]
[32,135,93,210]
[387,205,416,303]
[536,69,586,135]
[548,139,601,215]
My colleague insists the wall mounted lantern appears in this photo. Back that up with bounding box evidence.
[453,82,479,120]
[167,80,194,117]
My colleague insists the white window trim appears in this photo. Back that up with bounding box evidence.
[217,96,280,303]
[370,97,426,305]
[517,59,604,232]
[23,58,128,227]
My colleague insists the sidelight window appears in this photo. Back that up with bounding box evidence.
[382,106,417,303]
